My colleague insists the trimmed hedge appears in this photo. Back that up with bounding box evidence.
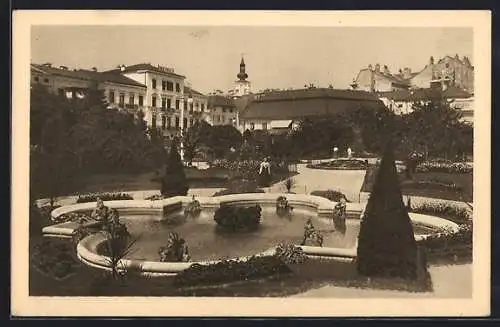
[410,202,472,225]
[173,256,292,287]
[419,224,472,258]
[76,192,133,203]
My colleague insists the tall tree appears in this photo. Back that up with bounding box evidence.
[357,142,419,279]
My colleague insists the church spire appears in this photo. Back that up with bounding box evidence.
[237,56,248,81]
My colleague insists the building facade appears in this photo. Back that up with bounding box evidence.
[207,95,238,126]
[351,64,413,93]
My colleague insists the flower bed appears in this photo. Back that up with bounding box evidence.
[419,224,472,259]
[416,160,473,174]
[310,190,350,202]
[214,204,262,231]
[173,256,292,288]
[31,238,81,280]
[76,192,133,203]
[410,202,472,225]
[306,159,368,170]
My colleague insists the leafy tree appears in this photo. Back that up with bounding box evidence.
[204,125,243,158]
[182,120,212,165]
[161,141,189,197]
[357,142,420,280]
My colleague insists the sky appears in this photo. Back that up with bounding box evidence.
[31,26,473,94]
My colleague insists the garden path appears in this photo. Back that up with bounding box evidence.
[267,164,366,202]
[292,263,472,298]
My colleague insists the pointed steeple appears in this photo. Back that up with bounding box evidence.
[237,56,248,81]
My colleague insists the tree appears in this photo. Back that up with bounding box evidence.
[205,125,243,158]
[183,120,212,166]
[161,141,189,197]
[356,142,420,280]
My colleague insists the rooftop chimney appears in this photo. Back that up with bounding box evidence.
[120,65,126,72]
[91,67,98,72]
[429,56,434,65]
[42,63,52,67]
[368,64,373,71]
[383,65,390,75]
[374,63,381,73]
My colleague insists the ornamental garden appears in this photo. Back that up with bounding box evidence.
[29,84,473,297]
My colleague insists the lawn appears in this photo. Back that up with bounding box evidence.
[361,165,473,202]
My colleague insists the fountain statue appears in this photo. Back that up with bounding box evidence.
[159,232,191,262]
[333,197,347,235]
[300,218,324,247]
[276,196,293,217]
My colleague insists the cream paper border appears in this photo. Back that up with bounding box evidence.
[11,10,491,317]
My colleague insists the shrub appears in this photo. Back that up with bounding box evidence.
[284,178,296,193]
[214,204,262,231]
[357,143,420,280]
[173,256,292,287]
[274,242,308,264]
[310,190,349,202]
[76,192,133,203]
[161,142,189,197]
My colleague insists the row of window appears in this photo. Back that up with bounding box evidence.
[109,91,145,106]
[33,76,50,84]
[246,122,267,130]
[151,116,199,130]
[151,79,181,92]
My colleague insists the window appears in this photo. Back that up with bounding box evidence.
[161,115,166,130]
[43,78,49,83]
[190,119,194,127]
[250,122,255,130]
[230,108,234,113]
[167,99,171,108]
[184,102,188,110]
[167,81,174,91]
[34,76,39,83]
[152,96,157,107]
[129,94,135,105]
[161,98,166,108]
[175,117,180,128]
[152,115,157,128]
[201,103,205,111]
[175,100,180,109]
[262,122,268,130]
[109,91,115,104]
[119,93,125,107]
[183,118,188,128]
[162,80,166,91]
[176,83,181,92]
[138,95,144,106]
[152,79,157,89]
[167,117,171,129]
[222,108,227,113]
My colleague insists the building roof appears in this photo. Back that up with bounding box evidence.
[31,64,146,88]
[208,95,236,108]
[184,86,205,97]
[356,68,415,87]
[240,88,385,120]
[104,63,186,79]
[378,85,473,102]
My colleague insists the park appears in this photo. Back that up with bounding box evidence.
[29,83,473,298]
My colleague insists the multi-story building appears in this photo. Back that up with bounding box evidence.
[351,54,474,94]
[184,86,210,126]
[31,63,147,113]
[207,95,238,126]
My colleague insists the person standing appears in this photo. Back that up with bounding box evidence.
[333,146,339,158]
[347,147,352,159]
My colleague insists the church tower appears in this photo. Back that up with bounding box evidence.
[233,56,251,97]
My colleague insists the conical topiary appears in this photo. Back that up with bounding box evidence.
[161,141,189,197]
[356,141,419,279]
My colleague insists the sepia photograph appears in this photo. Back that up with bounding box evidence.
[11,10,491,317]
